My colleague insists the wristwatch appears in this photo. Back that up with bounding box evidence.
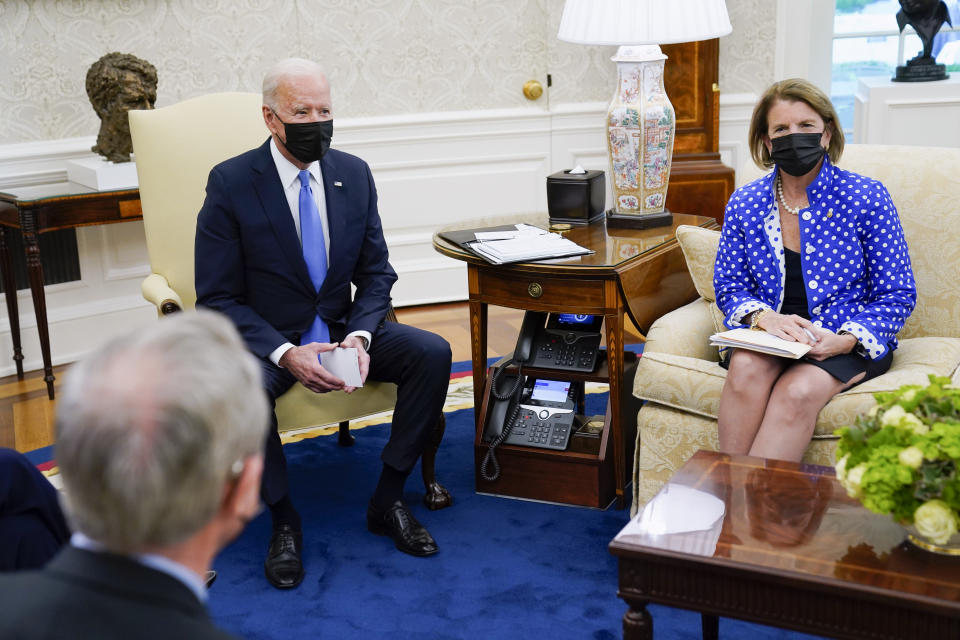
[357,335,370,351]
[837,329,866,356]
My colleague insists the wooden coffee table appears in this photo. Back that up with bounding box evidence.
[609,450,960,639]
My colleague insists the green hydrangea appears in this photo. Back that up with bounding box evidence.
[835,375,960,531]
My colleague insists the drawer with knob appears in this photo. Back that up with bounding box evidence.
[472,270,608,313]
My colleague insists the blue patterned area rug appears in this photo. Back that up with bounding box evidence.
[207,377,825,639]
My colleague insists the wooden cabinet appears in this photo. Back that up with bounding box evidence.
[662,39,735,225]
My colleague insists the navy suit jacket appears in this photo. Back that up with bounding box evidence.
[195,140,397,359]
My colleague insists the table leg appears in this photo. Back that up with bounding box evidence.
[21,219,54,399]
[701,613,719,640]
[623,602,653,640]
[468,294,487,429]
[0,227,24,378]
[605,292,626,508]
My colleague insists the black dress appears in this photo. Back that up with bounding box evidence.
[721,247,893,384]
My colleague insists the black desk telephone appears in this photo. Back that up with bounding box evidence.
[480,311,594,481]
[529,312,603,373]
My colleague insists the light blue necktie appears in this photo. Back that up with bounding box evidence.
[298,170,330,344]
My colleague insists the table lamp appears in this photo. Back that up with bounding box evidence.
[558,0,731,228]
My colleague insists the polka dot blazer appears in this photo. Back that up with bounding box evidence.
[713,154,916,360]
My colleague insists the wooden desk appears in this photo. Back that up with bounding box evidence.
[433,213,717,509]
[0,183,142,399]
[610,450,960,639]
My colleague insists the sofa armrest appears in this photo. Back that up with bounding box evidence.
[141,273,184,315]
[642,298,719,361]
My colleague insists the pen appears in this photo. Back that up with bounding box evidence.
[803,328,818,343]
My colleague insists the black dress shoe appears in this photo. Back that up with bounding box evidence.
[366,500,438,557]
[264,524,304,589]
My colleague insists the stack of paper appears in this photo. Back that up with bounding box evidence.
[614,484,725,556]
[467,224,592,264]
[709,328,812,359]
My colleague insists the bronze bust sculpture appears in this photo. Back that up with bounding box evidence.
[894,0,953,81]
[85,53,157,162]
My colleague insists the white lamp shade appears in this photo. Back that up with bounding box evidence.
[557,0,732,46]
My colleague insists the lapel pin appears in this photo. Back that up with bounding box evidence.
[334,181,342,187]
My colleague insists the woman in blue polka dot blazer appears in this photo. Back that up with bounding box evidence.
[713,78,916,462]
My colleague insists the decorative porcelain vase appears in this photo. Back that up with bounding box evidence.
[904,524,960,555]
[606,45,675,217]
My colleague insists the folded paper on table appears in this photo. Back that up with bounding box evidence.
[438,223,593,265]
[615,484,725,556]
[710,328,812,359]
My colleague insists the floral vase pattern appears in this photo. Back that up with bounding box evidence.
[606,46,675,216]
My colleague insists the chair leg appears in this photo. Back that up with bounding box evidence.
[421,413,453,510]
[337,420,355,447]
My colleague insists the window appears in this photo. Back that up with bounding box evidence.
[832,0,960,136]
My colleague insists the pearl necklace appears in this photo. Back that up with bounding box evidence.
[776,176,803,216]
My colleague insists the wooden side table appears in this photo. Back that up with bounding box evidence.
[611,450,960,639]
[0,183,142,399]
[434,213,718,508]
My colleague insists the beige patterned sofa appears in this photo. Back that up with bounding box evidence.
[631,144,960,514]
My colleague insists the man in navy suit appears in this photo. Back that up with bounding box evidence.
[195,58,452,589]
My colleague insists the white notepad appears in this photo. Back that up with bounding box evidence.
[709,328,813,359]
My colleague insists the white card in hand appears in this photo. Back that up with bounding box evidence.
[319,347,363,388]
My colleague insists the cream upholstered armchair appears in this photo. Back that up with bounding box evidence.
[631,144,960,514]
[129,93,450,508]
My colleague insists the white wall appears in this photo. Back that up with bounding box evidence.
[0,0,778,375]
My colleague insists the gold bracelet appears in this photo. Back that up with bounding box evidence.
[750,309,771,331]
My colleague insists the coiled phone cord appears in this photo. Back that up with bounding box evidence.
[480,361,524,482]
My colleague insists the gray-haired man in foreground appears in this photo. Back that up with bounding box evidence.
[0,312,268,639]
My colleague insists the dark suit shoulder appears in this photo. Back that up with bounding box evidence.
[0,549,238,640]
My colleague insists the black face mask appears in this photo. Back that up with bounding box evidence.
[273,111,332,164]
[770,132,824,177]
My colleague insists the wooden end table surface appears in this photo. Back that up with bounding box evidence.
[0,183,142,399]
[610,450,960,639]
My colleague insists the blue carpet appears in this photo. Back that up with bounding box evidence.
[208,388,825,639]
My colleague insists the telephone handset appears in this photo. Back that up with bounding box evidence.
[513,311,543,365]
[480,312,543,481]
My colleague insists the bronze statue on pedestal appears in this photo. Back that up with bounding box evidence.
[85,53,157,162]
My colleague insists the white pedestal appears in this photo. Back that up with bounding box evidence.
[66,157,139,190]
[854,75,960,147]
